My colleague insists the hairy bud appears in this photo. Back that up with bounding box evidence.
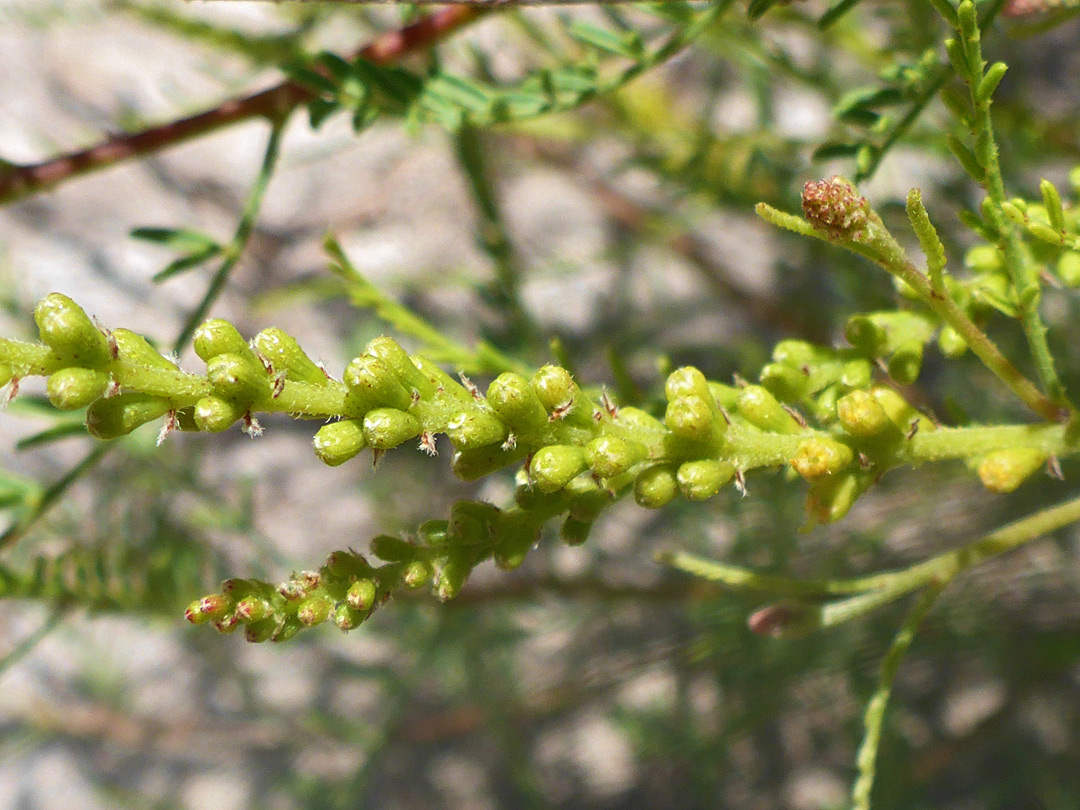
[801,177,870,241]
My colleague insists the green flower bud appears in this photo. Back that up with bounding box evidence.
[313,419,367,466]
[839,359,872,389]
[445,410,508,450]
[411,356,472,404]
[234,596,272,623]
[111,329,178,370]
[613,406,666,434]
[736,385,802,433]
[403,560,431,589]
[772,340,819,368]
[836,390,894,438]
[791,437,854,480]
[486,372,548,432]
[567,488,610,523]
[297,596,332,626]
[806,470,866,524]
[584,435,643,478]
[34,293,112,368]
[1056,251,1080,288]
[977,447,1046,493]
[362,407,421,450]
[370,534,416,562]
[244,617,280,643]
[707,381,739,410]
[272,617,303,643]
[676,459,734,501]
[334,604,365,631]
[346,579,377,611]
[252,328,328,385]
[665,395,717,442]
[634,464,678,509]
[888,341,924,386]
[530,445,587,493]
[185,593,232,624]
[560,516,592,546]
[433,548,472,600]
[869,385,935,434]
[531,365,577,412]
[417,519,450,546]
[193,318,254,363]
[492,511,541,570]
[760,362,809,402]
[193,395,245,433]
[937,325,967,357]
[451,443,524,481]
[47,368,109,410]
[364,336,432,396]
[207,352,271,404]
[343,355,413,412]
[844,314,887,355]
[86,393,172,439]
[664,366,712,403]
[448,501,500,545]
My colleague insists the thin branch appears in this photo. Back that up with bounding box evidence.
[0,7,483,206]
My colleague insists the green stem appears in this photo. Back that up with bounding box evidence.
[850,581,948,810]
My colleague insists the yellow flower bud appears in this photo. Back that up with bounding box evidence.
[445,410,508,450]
[486,372,548,432]
[313,419,367,466]
[664,366,712,403]
[634,464,678,509]
[836,390,894,438]
[677,459,735,501]
[805,470,866,524]
[252,328,328,385]
[34,293,112,368]
[193,318,255,363]
[364,336,431,395]
[46,368,109,410]
[531,365,577,412]
[362,408,421,450]
[665,395,718,442]
[346,579,377,611]
[869,385,935,434]
[207,352,271,404]
[584,435,644,478]
[86,393,172,439]
[791,437,854,480]
[343,355,413,412]
[736,385,802,433]
[193,395,245,433]
[530,445,587,493]
[976,447,1046,493]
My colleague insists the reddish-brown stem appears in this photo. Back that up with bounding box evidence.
[0,6,483,205]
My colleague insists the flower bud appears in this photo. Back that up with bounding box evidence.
[34,293,112,368]
[888,341,923,386]
[364,337,432,396]
[313,419,367,466]
[1056,251,1080,288]
[840,360,872,390]
[836,390,894,438]
[937,325,967,357]
[47,368,109,410]
[664,366,712,403]
[560,516,592,546]
[486,372,548,432]
[791,437,854,480]
[234,596,272,623]
[343,355,413,412]
[433,548,472,600]
[193,395,245,433]
[665,395,717,442]
[193,319,254,363]
[207,352,271,404]
[451,443,523,481]
[530,445,587,493]
[760,362,809,402]
[448,501,500,545]
[613,406,666,434]
[370,534,416,562]
[634,464,678,509]
[346,579,377,611]
[86,393,172,439]
[334,604,365,631]
[363,408,421,450]
[272,617,303,643]
[707,381,740,410]
[531,365,577,412]
[869,385,935,434]
[677,459,735,501]
[736,385,802,433]
[584,435,643,478]
[244,617,280,643]
[492,511,541,570]
[445,410,508,450]
[185,593,232,624]
[801,177,870,241]
[772,340,819,368]
[417,519,450,546]
[296,595,332,626]
[403,560,432,589]
[806,469,865,524]
[844,315,887,355]
[252,328,328,385]
[111,329,178,370]
[964,245,1003,273]
[976,447,1046,493]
